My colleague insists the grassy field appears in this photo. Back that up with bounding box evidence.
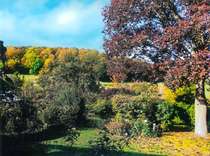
[36,128,210,156]
[38,129,161,156]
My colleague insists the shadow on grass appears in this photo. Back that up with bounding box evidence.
[43,144,163,156]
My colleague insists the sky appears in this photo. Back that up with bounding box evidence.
[0,0,109,51]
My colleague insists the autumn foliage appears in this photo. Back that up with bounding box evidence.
[103,0,209,87]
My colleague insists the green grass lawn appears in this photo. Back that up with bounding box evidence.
[37,128,163,156]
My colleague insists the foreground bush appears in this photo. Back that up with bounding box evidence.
[39,55,100,127]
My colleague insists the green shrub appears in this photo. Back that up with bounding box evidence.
[173,85,195,128]
[89,99,113,119]
[112,93,159,123]
[111,94,133,121]
[156,102,176,131]
[0,61,3,69]
[174,102,194,128]
[187,105,195,127]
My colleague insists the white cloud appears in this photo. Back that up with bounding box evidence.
[0,0,107,50]
[57,11,77,27]
[40,1,104,34]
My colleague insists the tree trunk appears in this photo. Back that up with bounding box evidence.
[194,80,208,137]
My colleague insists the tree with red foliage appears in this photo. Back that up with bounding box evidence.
[103,0,209,137]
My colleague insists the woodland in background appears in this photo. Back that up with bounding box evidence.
[4,47,154,82]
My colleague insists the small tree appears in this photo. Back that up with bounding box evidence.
[103,0,209,137]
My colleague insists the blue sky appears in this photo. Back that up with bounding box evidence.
[0,0,109,51]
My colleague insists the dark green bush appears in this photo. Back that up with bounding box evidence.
[0,98,41,134]
[173,86,195,128]
[156,102,176,131]
[89,99,113,119]
[174,102,194,128]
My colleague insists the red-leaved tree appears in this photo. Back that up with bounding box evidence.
[103,0,209,137]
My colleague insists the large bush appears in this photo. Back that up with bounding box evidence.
[111,94,161,137]
[39,55,100,127]
[109,83,162,137]
[174,102,195,128]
